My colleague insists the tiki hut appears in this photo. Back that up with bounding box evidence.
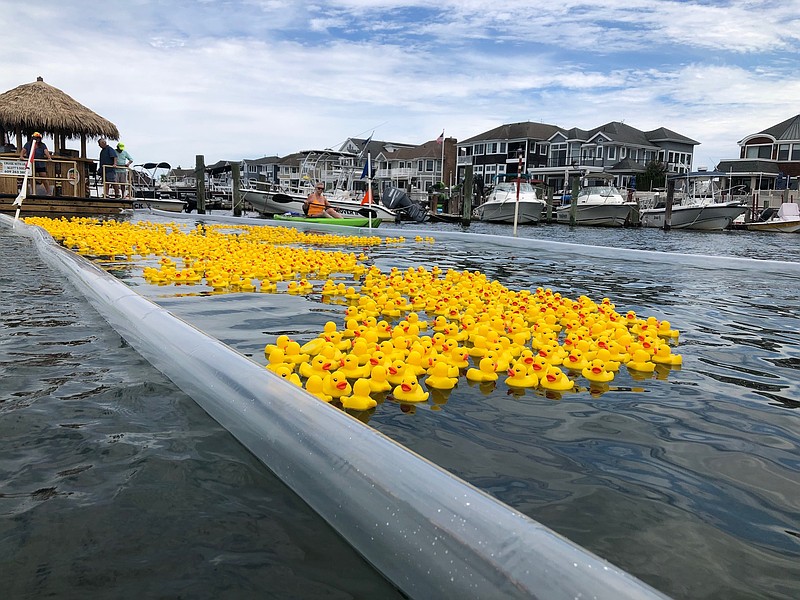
[0,76,119,158]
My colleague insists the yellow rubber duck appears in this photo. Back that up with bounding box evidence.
[581,359,615,383]
[466,357,499,382]
[283,340,310,366]
[265,348,292,374]
[305,375,332,402]
[651,344,683,366]
[367,364,393,393]
[264,334,291,359]
[322,370,352,399]
[386,360,409,386]
[339,353,371,379]
[563,348,589,372]
[424,360,459,390]
[299,354,334,379]
[540,366,574,391]
[341,378,378,411]
[270,363,302,387]
[505,363,539,388]
[656,320,679,339]
[626,349,656,373]
[393,374,430,403]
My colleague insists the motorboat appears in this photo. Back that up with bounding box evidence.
[240,148,402,222]
[241,182,400,221]
[639,170,746,230]
[556,181,637,226]
[744,202,800,233]
[131,162,188,212]
[474,175,545,224]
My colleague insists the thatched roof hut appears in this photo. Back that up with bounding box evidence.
[0,76,119,158]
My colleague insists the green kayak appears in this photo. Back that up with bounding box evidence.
[273,214,381,228]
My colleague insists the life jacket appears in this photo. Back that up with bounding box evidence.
[306,194,327,217]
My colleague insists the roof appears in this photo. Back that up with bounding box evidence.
[587,122,658,148]
[644,126,699,145]
[716,159,782,175]
[0,76,119,139]
[757,114,800,141]
[346,137,415,157]
[606,158,648,173]
[460,121,563,144]
[389,139,445,160]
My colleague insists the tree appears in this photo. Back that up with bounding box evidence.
[637,161,667,190]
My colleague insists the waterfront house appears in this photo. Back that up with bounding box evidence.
[458,120,698,194]
[456,121,562,186]
[371,137,457,200]
[715,114,800,214]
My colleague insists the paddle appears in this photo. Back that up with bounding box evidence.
[272,193,299,203]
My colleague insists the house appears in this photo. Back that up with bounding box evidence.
[456,121,562,186]
[715,115,800,212]
[373,138,457,199]
[535,121,697,193]
[458,120,698,193]
[241,155,281,184]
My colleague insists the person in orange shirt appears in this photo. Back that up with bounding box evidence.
[303,183,342,218]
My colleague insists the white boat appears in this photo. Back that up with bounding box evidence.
[241,182,399,221]
[474,176,545,224]
[639,170,747,230]
[556,183,637,227]
[744,202,800,233]
[131,162,188,212]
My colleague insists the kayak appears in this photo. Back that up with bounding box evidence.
[274,214,381,228]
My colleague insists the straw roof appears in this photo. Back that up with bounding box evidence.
[0,76,119,139]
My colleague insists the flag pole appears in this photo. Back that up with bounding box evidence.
[440,130,445,186]
[367,152,372,232]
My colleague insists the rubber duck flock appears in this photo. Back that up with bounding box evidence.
[27,217,683,413]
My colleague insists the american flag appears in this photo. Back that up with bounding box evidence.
[436,131,444,144]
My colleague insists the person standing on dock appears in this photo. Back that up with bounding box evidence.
[97,138,118,197]
[20,132,52,195]
[115,142,133,198]
[303,183,342,218]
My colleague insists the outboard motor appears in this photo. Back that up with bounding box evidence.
[381,187,429,223]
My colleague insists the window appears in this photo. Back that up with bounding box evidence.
[474,143,485,155]
[418,160,424,171]
[620,147,627,159]
[791,144,800,161]
[426,160,434,172]
[487,142,498,154]
[778,144,790,160]
[608,146,616,160]
[550,142,567,166]
[536,143,547,154]
[746,145,772,159]
[597,145,603,159]
[499,142,507,154]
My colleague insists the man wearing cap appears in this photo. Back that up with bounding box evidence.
[115,143,133,198]
[20,132,52,195]
[98,138,118,197]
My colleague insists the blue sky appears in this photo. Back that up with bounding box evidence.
[3,0,799,169]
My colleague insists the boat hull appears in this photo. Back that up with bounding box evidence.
[475,200,544,224]
[555,203,636,227]
[132,197,187,212]
[639,203,746,230]
[744,219,800,233]
[273,214,381,228]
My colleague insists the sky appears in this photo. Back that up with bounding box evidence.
[2,0,799,170]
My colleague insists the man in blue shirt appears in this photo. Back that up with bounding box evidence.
[98,138,118,197]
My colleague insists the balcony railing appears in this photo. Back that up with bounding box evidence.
[457,155,473,165]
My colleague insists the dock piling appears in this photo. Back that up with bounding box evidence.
[196,155,206,214]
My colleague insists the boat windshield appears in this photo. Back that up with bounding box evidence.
[495,182,535,193]
[579,185,621,198]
